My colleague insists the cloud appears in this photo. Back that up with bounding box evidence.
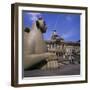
[27,12,42,22]
[28,13,41,16]
[66,15,72,21]
[61,31,74,40]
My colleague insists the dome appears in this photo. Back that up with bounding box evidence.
[51,30,64,41]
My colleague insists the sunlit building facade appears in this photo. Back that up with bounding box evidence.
[42,30,80,70]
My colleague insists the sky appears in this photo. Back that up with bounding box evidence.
[22,11,80,41]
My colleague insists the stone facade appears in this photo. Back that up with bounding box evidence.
[41,30,80,70]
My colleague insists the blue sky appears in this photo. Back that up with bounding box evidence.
[22,11,80,41]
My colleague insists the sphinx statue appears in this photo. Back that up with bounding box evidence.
[24,17,54,69]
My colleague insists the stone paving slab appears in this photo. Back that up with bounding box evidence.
[24,64,80,77]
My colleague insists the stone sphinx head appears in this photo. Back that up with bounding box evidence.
[36,17,47,33]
